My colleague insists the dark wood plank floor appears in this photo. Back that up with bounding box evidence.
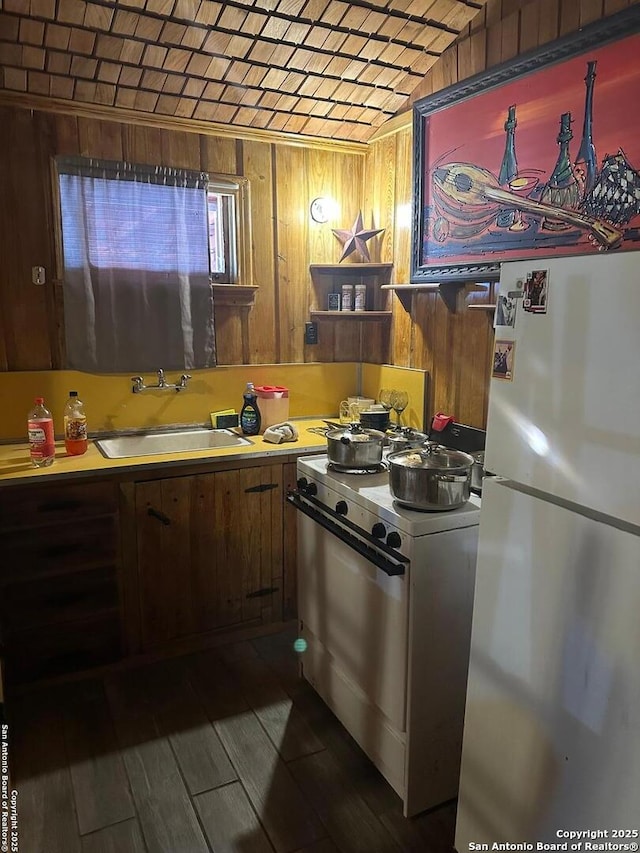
[7,625,458,853]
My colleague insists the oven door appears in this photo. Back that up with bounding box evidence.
[292,485,410,733]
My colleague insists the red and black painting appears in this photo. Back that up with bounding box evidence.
[411,7,640,282]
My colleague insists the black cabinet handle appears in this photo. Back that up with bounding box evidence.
[147,507,171,525]
[246,586,279,599]
[244,483,279,494]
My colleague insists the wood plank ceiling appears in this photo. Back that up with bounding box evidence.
[0,0,487,144]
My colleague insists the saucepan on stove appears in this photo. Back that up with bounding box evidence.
[386,427,430,453]
[388,443,475,511]
[326,422,386,471]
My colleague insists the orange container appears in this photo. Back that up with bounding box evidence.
[254,385,289,433]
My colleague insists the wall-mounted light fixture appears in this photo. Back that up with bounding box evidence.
[310,197,336,223]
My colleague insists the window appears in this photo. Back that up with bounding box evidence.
[207,175,253,286]
[55,158,251,373]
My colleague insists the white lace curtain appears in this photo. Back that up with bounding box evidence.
[57,157,216,372]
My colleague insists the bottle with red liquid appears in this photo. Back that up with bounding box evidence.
[64,391,88,456]
[28,397,56,467]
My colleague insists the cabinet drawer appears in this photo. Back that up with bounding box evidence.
[0,515,118,583]
[5,614,122,685]
[1,567,119,634]
[0,481,117,530]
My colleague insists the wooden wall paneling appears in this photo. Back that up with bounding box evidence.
[160,127,201,169]
[243,139,277,363]
[469,28,488,76]
[213,305,245,364]
[200,134,238,174]
[604,0,631,12]
[275,145,309,363]
[501,9,520,60]
[451,303,491,426]
[360,320,390,365]
[486,18,504,67]
[580,0,605,22]
[0,108,53,369]
[77,117,124,160]
[390,127,413,367]
[457,36,474,81]
[121,124,163,165]
[314,317,337,363]
[559,0,582,33]
[519,1,541,53]
[411,292,437,417]
[53,113,80,155]
[538,0,561,44]
[307,148,341,264]
[332,319,363,363]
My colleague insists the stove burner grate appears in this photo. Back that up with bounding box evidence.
[327,460,388,475]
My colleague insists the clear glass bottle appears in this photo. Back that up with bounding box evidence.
[240,382,261,436]
[64,391,88,456]
[28,396,56,467]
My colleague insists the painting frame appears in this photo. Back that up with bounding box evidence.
[411,4,640,284]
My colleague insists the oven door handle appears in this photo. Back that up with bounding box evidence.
[287,491,407,577]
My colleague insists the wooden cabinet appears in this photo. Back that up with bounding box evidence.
[0,481,122,684]
[309,263,393,318]
[135,464,284,649]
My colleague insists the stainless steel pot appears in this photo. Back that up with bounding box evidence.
[470,451,485,493]
[326,423,386,470]
[387,444,475,511]
[386,427,430,453]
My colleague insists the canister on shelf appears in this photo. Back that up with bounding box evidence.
[341,284,354,311]
[354,284,367,311]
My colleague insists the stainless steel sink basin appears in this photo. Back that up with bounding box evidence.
[95,428,253,459]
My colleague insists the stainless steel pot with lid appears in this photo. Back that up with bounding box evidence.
[326,422,386,470]
[388,443,475,511]
[386,427,430,453]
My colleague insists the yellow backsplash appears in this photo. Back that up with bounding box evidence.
[361,364,428,432]
[0,363,360,441]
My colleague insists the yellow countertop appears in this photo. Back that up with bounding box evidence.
[0,420,330,486]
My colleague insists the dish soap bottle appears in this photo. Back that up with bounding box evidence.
[64,391,88,456]
[28,396,56,467]
[240,382,261,436]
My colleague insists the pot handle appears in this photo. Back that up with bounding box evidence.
[437,473,469,483]
[340,435,351,445]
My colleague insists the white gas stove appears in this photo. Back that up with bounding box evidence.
[291,452,482,817]
[298,453,481,538]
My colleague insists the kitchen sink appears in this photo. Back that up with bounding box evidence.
[95,428,253,459]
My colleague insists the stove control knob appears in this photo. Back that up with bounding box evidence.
[372,522,386,539]
[296,477,308,490]
[306,482,318,496]
[386,531,402,549]
[335,500,348,516]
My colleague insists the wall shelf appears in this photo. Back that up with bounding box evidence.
[211,284,259,307]
[310,310,392,320]
[382,282,490,313]
[309,263,393,315]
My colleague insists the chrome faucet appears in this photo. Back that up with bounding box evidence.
[131,371,192,393]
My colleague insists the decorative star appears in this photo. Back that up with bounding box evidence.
[332,211,384,262]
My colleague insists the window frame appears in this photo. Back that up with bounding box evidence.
[207,173,254,288]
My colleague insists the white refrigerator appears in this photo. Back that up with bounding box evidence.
[455,253,640,847]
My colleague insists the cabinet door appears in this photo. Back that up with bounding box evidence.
[136,466,283,649]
